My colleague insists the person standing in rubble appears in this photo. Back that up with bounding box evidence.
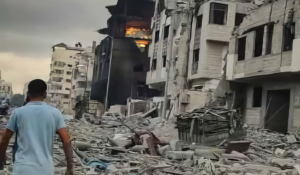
[0,79,74,175]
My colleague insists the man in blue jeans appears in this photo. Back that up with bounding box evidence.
[0,79,74,175]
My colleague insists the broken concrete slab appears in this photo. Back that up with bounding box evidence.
[169,140,185,151]
[287,135,297,144]
[294,164,300,175]
[275,148,289,157]
[158,145,172,156]
[270,158,295,169]
[75,141,91,151]
[166,151,194,160]
[222,151,252,162]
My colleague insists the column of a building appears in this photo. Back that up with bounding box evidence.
[291,2,300,71]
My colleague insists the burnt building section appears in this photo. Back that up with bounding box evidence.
[91,0,159,107]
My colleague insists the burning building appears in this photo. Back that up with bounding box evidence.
[91,0,159,109]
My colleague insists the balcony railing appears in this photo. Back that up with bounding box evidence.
[192,61,198,75]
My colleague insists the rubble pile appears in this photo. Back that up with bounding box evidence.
[3,109,300,175]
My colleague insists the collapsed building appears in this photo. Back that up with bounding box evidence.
[226,0,300,133]
[47,42,96,114]
[147,0,254,117]
[91,0,160,112]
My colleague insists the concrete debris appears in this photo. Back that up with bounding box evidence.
[2,107,300,175]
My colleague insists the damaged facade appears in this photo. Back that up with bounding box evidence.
[147,0,253,116]
[91,0,159,111]
[48,42,96,114]
[226,0,300,133]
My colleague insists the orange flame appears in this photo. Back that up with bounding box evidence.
[126,27,150,39]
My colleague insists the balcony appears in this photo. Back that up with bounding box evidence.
[146,70,166,85]
[227,51,292,80]
[77,77,87,82]
[51,81,63,86]
[57,90,70,95]
[51,73,64,78]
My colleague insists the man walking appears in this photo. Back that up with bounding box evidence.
[0,79,74,175]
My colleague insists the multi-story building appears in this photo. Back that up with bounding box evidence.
[70,42,97,117]
[48,43,84,114]
[226,0,300,133]
[0,70,13,100]
[146,0,253,114]
[91,0,159,110]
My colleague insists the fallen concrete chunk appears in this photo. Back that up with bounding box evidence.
[75,141,90,151]
[169,140,185,151]
[131,145,145,153]
[293,150,300,159]
[286,135,297,143]
[270,158,295,169]
[194,148,225,160]
[294,164,300,175]
[222,151,251,162]
[158,145,172,156]
[275,148,288,157]
[112,134,132,147]
[166,151,194,160]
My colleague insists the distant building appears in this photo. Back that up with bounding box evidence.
[47,43,84,114]
[91,0,159,109]
[70,42,97,116]
[0,70,13,100]
[23,82,29,101]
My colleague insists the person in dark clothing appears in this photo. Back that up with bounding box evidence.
[23,94,30,106]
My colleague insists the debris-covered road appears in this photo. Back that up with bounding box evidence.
[2,109,300,175]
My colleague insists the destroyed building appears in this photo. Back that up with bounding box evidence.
[91,0,159,110]
[0,70,13,100]
[48,43,96,114]
[226,0,300,133]
[146,0,254,116]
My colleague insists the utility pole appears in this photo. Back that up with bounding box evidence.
[162,13,174,120]
[104,36,114,111]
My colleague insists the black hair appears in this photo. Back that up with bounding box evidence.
[28,79,47,98]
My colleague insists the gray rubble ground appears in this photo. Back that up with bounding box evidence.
[3,113,300,175]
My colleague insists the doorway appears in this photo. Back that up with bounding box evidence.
[264,90,290,133]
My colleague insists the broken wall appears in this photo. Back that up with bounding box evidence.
[243,76,300,132]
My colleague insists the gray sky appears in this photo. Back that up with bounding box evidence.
[0,0,117,94]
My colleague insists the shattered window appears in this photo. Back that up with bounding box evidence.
[266,23,274,55]
[151,59,157,70]
[235,13,246,27]
[196,15,203,28]
[253,87,263,107]
[193,49,199,63]
[164,25,169,39]
[155,30,160,43]
[209,3,228,25]
[162,56,166,67]
[238,37,246,61]
[254,25,264,57]
[283,23,295,51]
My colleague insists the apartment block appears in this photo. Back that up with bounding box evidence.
[48,43,84,114]
[147,0,253,113]
[226,0,300,132]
